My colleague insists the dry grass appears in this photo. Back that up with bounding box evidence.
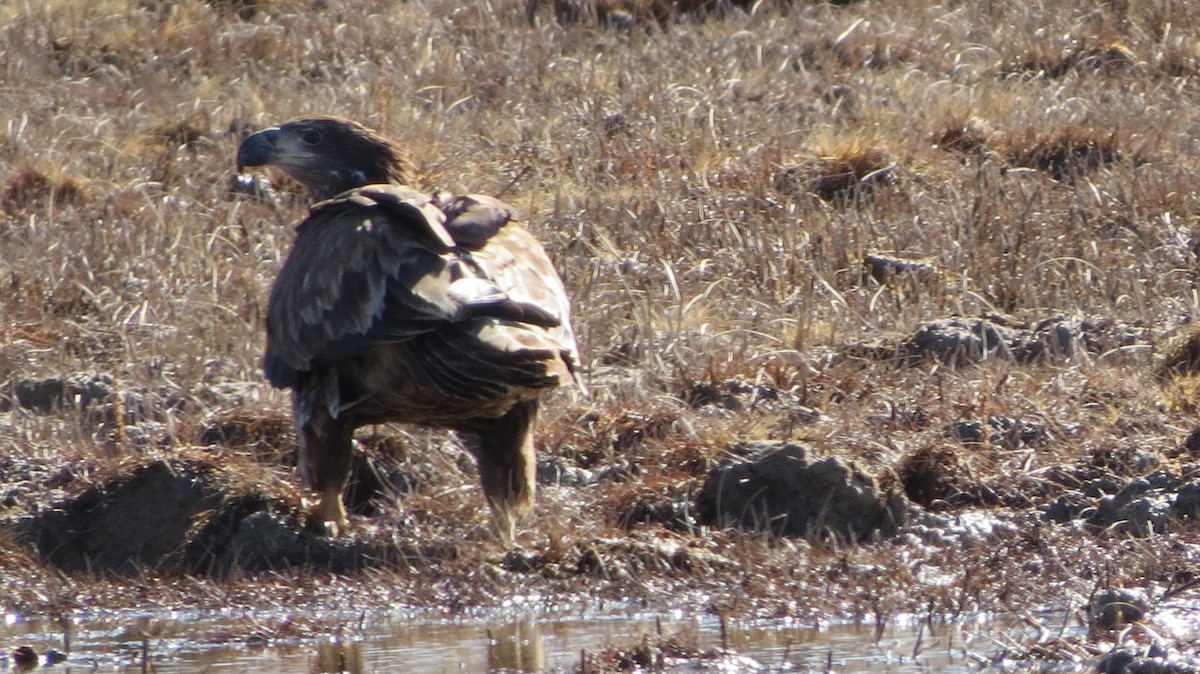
[3,0,1200,659]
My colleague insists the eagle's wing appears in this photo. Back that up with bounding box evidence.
[440,193,584,385]
[263,186,533,388]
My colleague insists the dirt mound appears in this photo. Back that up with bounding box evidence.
[15,458,434,575]
[1044,461,1200,537]
[694,441,907,541]
[847,314,1144,366]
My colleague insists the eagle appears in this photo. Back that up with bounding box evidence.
[236,116,582,541]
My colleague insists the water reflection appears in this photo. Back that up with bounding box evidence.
[486,619,545,672]
[312,640,363,673]
[0,608,995,673]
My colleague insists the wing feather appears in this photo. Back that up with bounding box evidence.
[264,185,583,394]
[264,187,460,386]
[443,196,583,381]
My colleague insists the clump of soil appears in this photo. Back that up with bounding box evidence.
[774,147,897,202]
[931,116,993,155]
[998,125,1123,181]
[15,455,434,575]
[1,165,86,215]
[694,441,907,541]
[850,314,1143,366]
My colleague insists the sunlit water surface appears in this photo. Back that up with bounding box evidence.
[1,606,1055,673]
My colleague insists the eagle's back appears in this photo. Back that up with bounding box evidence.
[263,185,578,427]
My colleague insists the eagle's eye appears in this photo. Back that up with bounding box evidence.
[300,129,324,146]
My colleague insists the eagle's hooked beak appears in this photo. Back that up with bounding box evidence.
[236,127,281,172]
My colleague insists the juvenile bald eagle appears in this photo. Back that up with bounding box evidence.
[236,116,581,541]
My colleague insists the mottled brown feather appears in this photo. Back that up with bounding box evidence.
[239,116,580,540]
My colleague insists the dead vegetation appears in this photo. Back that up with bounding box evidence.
[3,0,1200,667]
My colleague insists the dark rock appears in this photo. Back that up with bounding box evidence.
[1088,588,1148,630]
[863,254,937,285]
[536,457,592,487]
[902,317,1016,365]
[945,416,1048,448]
[1082,477,1125,498]
[1172,483,1200,521]
[945,420,985,444]
[1043,459,1200,536]
[16,457,449,576]
[1011,315,1081,361]
[595,462,641,483]
[868,314,1145,367]
[988,416,1050,448]
[1083,472,1182,536]
[500,548,544,573]
[1096,650,1196,674]
[1045,492,1091,523]
[1090,445,1161,477]
[185,499,439,575]
[12,373,115,414]
[1088,492,1171,536]
[12,646,37,668]
[1179,428,1200,458]
[22,460,221,572]
[683,379,821,422]
[695,441,907,541]
[124,421,168,447]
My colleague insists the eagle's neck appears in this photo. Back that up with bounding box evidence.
[309,168,376,201]
[307,152,413,201]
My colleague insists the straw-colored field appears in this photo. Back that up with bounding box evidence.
[3,0,1200,667]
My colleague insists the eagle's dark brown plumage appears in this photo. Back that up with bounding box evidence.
[237,116,581,541]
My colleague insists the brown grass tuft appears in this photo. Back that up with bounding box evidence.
[2,165,87,214]
[930,116,993,155]
[1004,41,1137,79]
[774,146,895,202]
[998,125,1122,180]
[199,408,296,465]
[1157,327,1200,380]
[897,444,963,509]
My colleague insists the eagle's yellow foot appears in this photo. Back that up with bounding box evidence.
[305,489,349,537]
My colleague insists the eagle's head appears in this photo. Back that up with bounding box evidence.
[237,116,414,201]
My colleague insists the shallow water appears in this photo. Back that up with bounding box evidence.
[2,606,1016,672]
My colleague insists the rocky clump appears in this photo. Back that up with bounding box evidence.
[694,441,907,541]
[1088,588,1149,631]
[847,314,1143,367]
[682,378,821,423]
[1044,455,1200,536]
[1097,650,1198,674]
[944,415,1053,449]
[7,372,153,419]
[907,315,1141,365]
[15,458,427,575]
[862,253,939,286]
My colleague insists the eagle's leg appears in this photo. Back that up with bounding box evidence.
[297,402,355,536]
[463,399,539,545]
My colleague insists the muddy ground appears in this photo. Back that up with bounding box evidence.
[6,0,1200,671]
[3,316,1200,672]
